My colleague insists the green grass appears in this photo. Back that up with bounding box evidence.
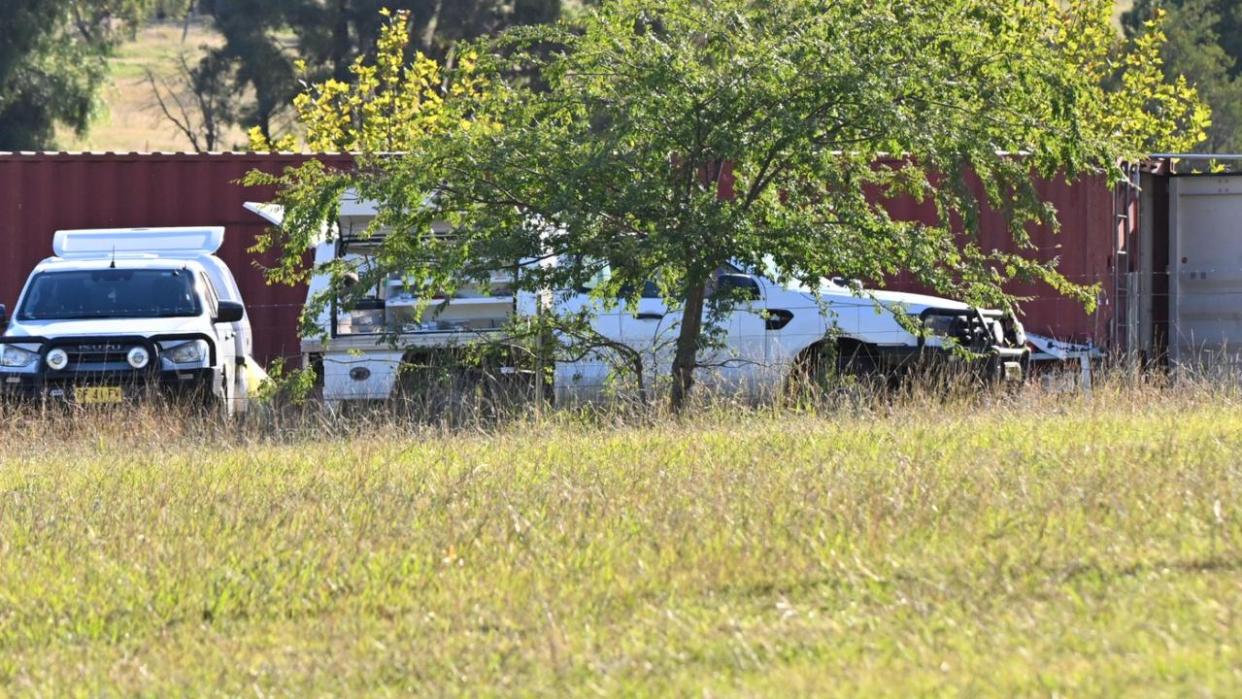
[1,384,1241,695]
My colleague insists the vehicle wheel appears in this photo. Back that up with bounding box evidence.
[787,339,889,405]
[233,361,250,416]
[206,369,234,421]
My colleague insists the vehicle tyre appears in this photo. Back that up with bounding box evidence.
[787,339,888,405]
[204,369,234,421]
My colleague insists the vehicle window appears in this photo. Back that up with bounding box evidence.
[198,272,220,317]
[575,262,612,294]
[17,269,202,320]
[574,256,723,301]
[576,264,665,300]
[708,266,761,301]
[712,274,761,300]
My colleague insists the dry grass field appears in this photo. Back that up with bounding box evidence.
[0,380,1239,695]
[58,19,249,153]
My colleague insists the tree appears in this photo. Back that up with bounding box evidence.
[1123,0,1242,152]
[0,0,154,150]
[283,0,561,74]
[196,0,298,141]
[257,0,1207,412]
[197,0,561,142]
[146,52,235,152]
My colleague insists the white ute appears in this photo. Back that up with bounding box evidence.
[0,228,253,414]
[555,265,1031,401]
[248,200,1030,407]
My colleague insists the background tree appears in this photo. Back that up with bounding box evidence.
[257,0,1207,412]
[192,0,561,142]
[146,52,235,152]
[0,0,154,150]
[1123,0,1242,152]
[284,0,561,75]
[205,0,298,141]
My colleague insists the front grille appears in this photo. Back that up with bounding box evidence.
[52,341,152,373]
[67,348,128,365]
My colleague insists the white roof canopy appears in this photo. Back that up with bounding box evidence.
[53,227,225,259]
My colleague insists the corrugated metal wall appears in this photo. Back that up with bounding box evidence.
[0,153,1125,367]
[881,172,1122,344]
[715,161,1122,344]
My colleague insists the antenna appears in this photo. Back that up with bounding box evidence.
[109,245,117,269]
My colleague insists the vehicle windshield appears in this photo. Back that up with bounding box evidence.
[17,268,202,320]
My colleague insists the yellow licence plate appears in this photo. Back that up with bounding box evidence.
[77,386,123,404]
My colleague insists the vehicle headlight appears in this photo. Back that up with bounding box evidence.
[166,340,206,364]
[991,320,1005,345]
[1,345,39,368]
[127,346,150,369]
[46,348,69,371]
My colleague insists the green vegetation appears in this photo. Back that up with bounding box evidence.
[9,1,562,152]
[1123,0,1242,153]
[2,384,1241,695]
[0,0,159,150]
[258,0,1206,413]
[4,1,1173,154]
[59,19,249,153]
[143,0,564,146]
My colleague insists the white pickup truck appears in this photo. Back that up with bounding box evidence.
[555,266,1031,400]
[0,228,253,415]
[248,200,1030,407]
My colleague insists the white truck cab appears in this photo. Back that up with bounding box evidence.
[0,227,252,414]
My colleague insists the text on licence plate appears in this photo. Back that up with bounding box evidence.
[77,386,123,404]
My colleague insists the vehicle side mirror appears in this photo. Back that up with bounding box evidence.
[0,304,7,333]
[215,301,245,324]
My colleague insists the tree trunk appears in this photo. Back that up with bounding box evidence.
[632,351,648,408]
[669,278,707,414]
[331,0,351,81]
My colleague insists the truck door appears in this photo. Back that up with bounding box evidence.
[615,269,769,394]
[201,261,251,361]
[554,276,626,400]
[199,272,237,391]
[711,271,768,391]
[616,280,676,378]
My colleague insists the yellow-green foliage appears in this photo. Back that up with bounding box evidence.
[264,9,484,154]
[1,385,1240,695]
[1057,2,1211,155]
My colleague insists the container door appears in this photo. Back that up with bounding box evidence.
[1170,176,1242,371]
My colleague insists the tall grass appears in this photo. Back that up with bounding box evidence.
[0,377,1240,695]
